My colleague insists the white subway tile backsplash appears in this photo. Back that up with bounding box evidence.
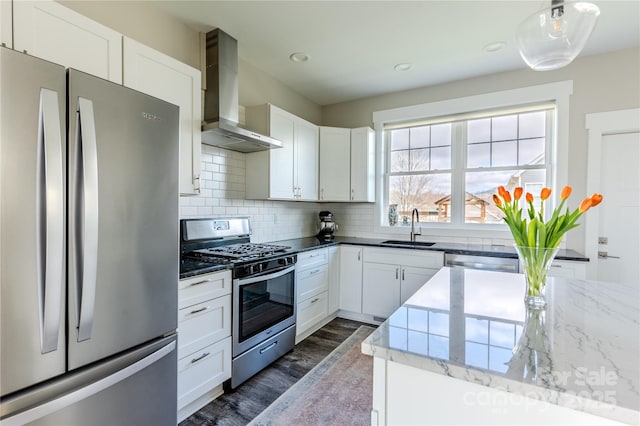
[180,145,513,245]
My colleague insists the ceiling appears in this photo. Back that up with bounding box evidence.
[156,1,640,106]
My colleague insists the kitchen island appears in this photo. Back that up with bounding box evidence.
[362,267,639,425]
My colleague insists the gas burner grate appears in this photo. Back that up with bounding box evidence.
[194,243,290,260]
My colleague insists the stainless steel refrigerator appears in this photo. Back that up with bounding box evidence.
[0,47,179,425]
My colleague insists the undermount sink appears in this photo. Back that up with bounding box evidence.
[380,240,436,247]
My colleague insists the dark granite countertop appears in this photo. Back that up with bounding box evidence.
[269,236,589,262]
[180,236,588,279]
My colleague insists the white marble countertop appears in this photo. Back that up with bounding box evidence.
[362,267,640,424]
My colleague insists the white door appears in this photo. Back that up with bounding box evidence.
[295,118,319,200]
[319,126,351,201]
[268,105,296,199]
[338,246,363,313]
[401,266,438,305]
[0,0,11,47]
[362,262,400,318]
[13,0,122,83]
[123,37,202,196]
[585,109,640,284]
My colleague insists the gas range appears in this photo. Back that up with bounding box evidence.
[180,218,294,277]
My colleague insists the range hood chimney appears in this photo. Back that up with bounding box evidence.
[202,29,283,152]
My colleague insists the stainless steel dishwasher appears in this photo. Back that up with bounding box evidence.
[445,253,519,273]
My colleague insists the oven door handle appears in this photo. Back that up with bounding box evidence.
[237,265,295,285]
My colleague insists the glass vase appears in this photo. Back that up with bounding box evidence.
[514,245,560,309]
[388,204,398,226]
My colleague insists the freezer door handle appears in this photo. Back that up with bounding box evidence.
[1,340,176,426]
[36,88,65,354]
[75,97,99,342]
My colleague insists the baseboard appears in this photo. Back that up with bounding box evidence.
[336,310,382,326]
[177,384,225,423]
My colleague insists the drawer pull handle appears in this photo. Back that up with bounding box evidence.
[310,269,321,275]
[189,306,210,315]
[310,298,320,304]
[191,352,210,364]
[189,279,212,287]
[260,341,278,354]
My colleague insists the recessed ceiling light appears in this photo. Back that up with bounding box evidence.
[483,41,506,53]
[394,63,412,72]
[289,52,310,63]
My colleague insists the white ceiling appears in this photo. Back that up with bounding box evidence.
[156,0,640,106]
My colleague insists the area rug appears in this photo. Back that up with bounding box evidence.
[249,325,376,426]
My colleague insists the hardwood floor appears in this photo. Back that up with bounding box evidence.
[179,318,371,426]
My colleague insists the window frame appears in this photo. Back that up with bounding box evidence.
[372,81,573,239]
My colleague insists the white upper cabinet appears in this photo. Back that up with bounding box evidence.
[350,127,375,202]
[319,126,375,202]
[246,104,319,201]
[123,37,201,196]
[13,0,122,83]
[319,127,351,201]
[0,0,11,47]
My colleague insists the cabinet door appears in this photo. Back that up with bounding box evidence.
[327,246,340,314]
[268,105,296,199]
[339,246,363,313]
[0,0,11,47]
[123,37,201,196]
[319,126,351,201]
[363,262,400,318]
[295,118,319,200]
[13,0,122,83]
[401,266,438,305]
[350,127,375,202]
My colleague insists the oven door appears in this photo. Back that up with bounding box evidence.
[232,265,296,357]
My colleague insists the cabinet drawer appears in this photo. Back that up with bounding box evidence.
[297,264,329,301]
[179,270,231,309]
[178,337,231,410]
[548,260,587,279]
[364,247,444,269]
[178,295,231,359]
[296,291,328,337]
[296,248,329,270]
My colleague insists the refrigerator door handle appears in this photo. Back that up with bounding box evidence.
[75,97,99,342]
[36,88,65,354]
[1,340,176,426]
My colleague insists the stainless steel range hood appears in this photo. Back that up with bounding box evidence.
[202,29,282,153]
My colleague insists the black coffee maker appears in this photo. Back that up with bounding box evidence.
[317,211,337,240]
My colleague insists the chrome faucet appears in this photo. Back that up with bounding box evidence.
[410,208,421,242]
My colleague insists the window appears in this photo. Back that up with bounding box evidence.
[385,106,553,226]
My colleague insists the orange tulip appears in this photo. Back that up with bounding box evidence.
[540,187,552,201]
[561,186,572,200]
[493,194,502,207]
[503,190,512,203]
[526,192,534,203]
[514,187,523,201]
[579,197,593,212]
[498,186,507,199]
[591,193,603,207]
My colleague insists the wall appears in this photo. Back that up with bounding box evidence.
[321,48,640,252]
[179,145,330,243]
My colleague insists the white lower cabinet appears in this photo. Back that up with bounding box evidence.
[295,248,331,341]
[339,246,364,313]
[177,270,232,422]
[297,291,329,336]
[548,260,587,279]
[362,248,443,319]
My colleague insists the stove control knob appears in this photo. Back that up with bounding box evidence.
[248,265,255,275]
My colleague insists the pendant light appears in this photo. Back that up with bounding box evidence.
[516,0,600,71]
